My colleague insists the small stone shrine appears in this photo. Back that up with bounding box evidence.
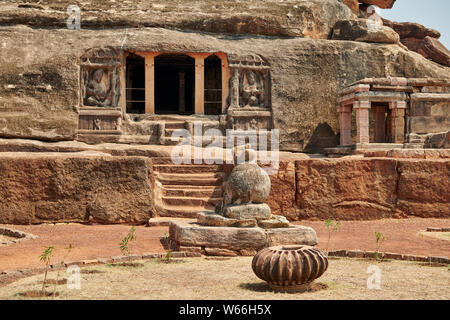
[169,147,318,256]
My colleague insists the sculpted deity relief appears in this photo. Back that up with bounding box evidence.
[83,67,121,108]
[240,70,264,108]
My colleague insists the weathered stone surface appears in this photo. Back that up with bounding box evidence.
[382,20,440,41]
[417,37,450,67]
[331,19,400,44]
[204,247,238,257]
[293,158,450,220]
[0,0,354,38]
[170,220,317,251]
[169,220,267,250]
[395,160,450,218]
[359,0,396,9]
[258,215,290,229]
[223,163,271,204]
[424,131,450,149]
[223,203,271,221]
[265,160,297,219]
[0,23,448,152]
[381,19,449,67]
[295,158,399,220]
[197,211,256,228]
[0,153,154,224]
[341,0,360,14]
[264,226,318,247]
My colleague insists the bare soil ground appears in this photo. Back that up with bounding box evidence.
[296,218,450,257]
[0,257,448,300]
[0,218,448,273]
[0,224,167,271]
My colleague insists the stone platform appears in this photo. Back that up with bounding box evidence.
[169,219,317,256]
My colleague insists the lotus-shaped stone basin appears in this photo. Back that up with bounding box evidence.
[251,245,328,292]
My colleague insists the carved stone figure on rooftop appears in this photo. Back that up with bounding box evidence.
[85,68,112,107]
[240,70,264,108]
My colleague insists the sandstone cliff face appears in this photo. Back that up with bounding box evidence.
[0,0,354,38]
[294,158,450,220]
[0,153,154,224]
[0,1,449,151]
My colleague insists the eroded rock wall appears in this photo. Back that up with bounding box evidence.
[0,153,154,224]
[1,26,449,151]
[292,158,449,220]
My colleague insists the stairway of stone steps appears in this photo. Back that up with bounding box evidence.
[152,158,224,218]
[403,133,427,149]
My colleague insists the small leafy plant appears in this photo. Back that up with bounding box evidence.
[374,231,386,260]
[325,219,341,255]
[53,244,73,298]
[161,232,173,262]
[39,246,54,295]
[120,226,137,256]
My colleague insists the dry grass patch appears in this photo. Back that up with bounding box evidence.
[0,257,448,300]
[419,232,450,242]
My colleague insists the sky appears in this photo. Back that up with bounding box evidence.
[378,0,450,49]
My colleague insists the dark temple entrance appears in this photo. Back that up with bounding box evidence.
[125,53,146,114]
[155,54,195,115]
[204,54,222,115]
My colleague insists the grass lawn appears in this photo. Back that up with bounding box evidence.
[0,257,449,300]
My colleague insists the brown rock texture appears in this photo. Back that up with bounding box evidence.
[0,0,354,38]
[0,3,448,151]
[293,158,450,220]
[341,0,360,14]
[265,161,297,219]
[331,19,400,44]
[382,19,449,67]
[418,37,450,67]
[0,153,154,224]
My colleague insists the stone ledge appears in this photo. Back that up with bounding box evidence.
[169,220,317,252]
[328,249,449,264]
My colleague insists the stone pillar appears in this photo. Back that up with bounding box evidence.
[389,101,406,143]
[145,55,156,114]
[229,68,240,108]
[194,56,205,115]
[178,71,185,113]
[353,100,370,144]
[338,105,352,145]
[372,106,386,143]
[221,59,230,113]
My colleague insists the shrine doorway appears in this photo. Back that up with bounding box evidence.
[154,54,195,115]
[204,54,222,115]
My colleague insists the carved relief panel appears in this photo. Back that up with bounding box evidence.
[226,54,272,131]
[79,47,122,108]
[77,47,123,143]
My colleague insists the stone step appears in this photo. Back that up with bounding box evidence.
[151,157,223,165]
[156,204,214,218]
[164,127,185,137]
[156,172,225,186]
[403,143,424,149]
[162,196,222,207]
[153,164,222,174]
[408,139,425,144]
[163,187,223,198]
[164,121,185,129]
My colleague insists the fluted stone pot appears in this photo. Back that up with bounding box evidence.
[251,245,328,292]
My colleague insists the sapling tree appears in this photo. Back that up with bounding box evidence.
[120,226,136,256]
[53,244,73,298]
[39,246,54,295]
[325,219,341,255]
[374,231,386,260]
